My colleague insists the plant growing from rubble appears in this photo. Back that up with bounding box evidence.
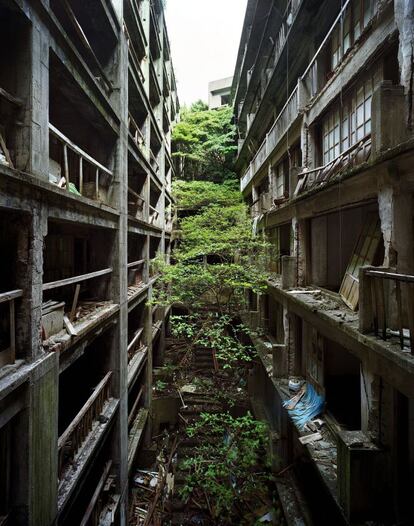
[180,412,270,523]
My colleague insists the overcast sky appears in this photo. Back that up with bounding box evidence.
[165,0,248,107]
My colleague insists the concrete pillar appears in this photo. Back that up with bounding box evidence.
[371,81,408,157]
[28,14,49,179]
[378,182,413,273]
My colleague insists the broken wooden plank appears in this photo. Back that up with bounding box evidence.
[0,131,13,168]
[63,315,78,337]
[70,284,81,322]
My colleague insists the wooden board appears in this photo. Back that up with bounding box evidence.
[340,215,381,310]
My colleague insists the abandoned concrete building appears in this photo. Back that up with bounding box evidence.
[0,0,178,524]
[233,0,414,524]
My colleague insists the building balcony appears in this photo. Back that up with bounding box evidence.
[58,371,117,511]
[241,85,299,193]
[49,124,114,206]
[0,289,22,371]
[301,0,381,105]
[360,268,414,355]
[238,0,304,123]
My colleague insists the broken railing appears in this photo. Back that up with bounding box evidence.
[149,205,161,227]
[149,150,160,174]
[295,136,371,195]
[80,460,115,526]
[128,259,146,288]
[128,112,146,154]
[128,327,145,363]
[360,268,414,353]
[128,187,146,220]
[59,0,113,93]
[128,386,145,428]
[49,124,114,204]
[58,371,113,477]
[0,289,22,368]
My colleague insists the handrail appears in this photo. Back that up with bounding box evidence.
[43,268,112,291]
[58,371,112,475]
[149,150,160,172]
[0,289,23,305]
[366,270,414,284]
[128,112,145,146]
[80,460,112,526]
[49,124,113,177]
[128,327,144,353]
[301,0,351,82]
[127,259,145,269]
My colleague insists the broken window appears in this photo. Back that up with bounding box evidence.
[321,71,376,164]
[308,204,382,293]
[267,224,291,275]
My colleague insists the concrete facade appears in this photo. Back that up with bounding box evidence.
[0,0,178,524]
[208,76,233,109]
[233,1,414,524]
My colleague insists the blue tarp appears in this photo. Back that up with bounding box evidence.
[283,383,324,430]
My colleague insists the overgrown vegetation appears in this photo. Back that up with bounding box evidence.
[150,100,276,522]
[180,412,270,524]
[172,101,237,182]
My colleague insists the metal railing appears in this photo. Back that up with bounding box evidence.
[149,150,160,173]
[49,124,113,203]
[361,269,414,353]
[58,371,112,477]
[0,289,22,368]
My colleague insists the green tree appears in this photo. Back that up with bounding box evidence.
[172,104,237,182]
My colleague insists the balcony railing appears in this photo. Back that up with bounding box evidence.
[295,135,371,195]
[149,150,160,174]
[301,0,377,101]
[128,112,146,153]
[58,371,112,477]
[360,269,414,353]
[241,86,299,193]
[239,0,303,121]
[0,289,22,368]
[49,124,114,204]
[80,460,114,526]
[149,205,162,228]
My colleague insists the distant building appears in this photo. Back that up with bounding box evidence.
[208,76,233,109]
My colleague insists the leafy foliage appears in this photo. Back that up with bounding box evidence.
[172,104,237,182]
[169,313,255,368]
[180,412,270,522]
[173,179,241,210]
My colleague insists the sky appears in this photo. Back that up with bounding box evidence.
[165,0,248,107]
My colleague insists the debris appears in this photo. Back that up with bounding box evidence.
[63,315,78,337]
[299,432,323,445]
[258,511,274,522]
[180,384,197,394]
[283,383,325,430]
